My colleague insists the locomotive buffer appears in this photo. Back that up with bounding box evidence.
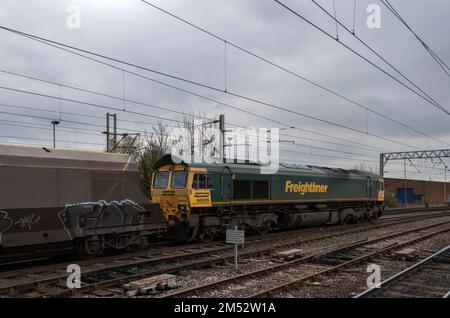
[226,226,245,270]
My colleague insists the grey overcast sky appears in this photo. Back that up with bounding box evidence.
[0,0,449,180]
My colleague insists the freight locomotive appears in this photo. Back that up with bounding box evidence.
[0,144,166,262]
[151,155,385,241]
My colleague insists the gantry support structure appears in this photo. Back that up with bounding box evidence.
[380,149,450,205]
[379,149,450,177]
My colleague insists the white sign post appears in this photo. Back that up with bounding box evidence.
[226,226,245,270]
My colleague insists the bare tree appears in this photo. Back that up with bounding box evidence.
[135,122,173,196]
[353,162,379,174]
[171,113,219,162]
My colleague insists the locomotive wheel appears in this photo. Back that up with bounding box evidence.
[341,214,354,225]
[198,228,215,242]
[258,226,269,236]
[258,222,273,236]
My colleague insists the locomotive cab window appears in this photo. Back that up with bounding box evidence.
[233,180,251,200]
[253,180,269,199]
[153,171,169,189]
[171,170,188,189]
[192,173,214,189]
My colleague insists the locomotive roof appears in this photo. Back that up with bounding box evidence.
[153,154,381,179]
[0,144,138,171]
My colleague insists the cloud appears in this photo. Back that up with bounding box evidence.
[0,0,449,180]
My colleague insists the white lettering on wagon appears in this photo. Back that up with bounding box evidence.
[14,213,42,230]
[0,210,13,245]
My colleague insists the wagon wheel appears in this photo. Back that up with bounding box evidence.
[137,237,151,249]
[75,238,101,259]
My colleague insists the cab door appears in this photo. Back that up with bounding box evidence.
[189,169,212,208]
[220,166,233,205]
[366,176,372,199]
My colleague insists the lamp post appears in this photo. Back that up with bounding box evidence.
[51,120,60,149]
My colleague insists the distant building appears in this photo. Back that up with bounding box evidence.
[385,178,450,207]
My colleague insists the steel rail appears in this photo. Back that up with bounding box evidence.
[248,227,450,298]
[1,209,444,281]
[1,212,449,297]
[26,218,450,298]
[354,244,450,298]
[160,220,450,298]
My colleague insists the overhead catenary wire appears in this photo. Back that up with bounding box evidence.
[0,100,387,157]
[230,130,374,157]
[280,149,379,164]
[0,67,389,155]
[380,0,450,77]
[309,0,450,116]
[0,3,446,178]
[0,134,105,146]
[1,102,445,176]
[0,108,141,133]
[136,0,450,147]
[0,63,394,154]
[0,138,106,151]
[0,85,188,125]
[0,68,206,121]
[0,102,381,162]
[0,80,419,152]
[0,102,179,129]
[0,87,386,163]
[0,26,425,151]
[0,119,103,137]
[274,0,450,116]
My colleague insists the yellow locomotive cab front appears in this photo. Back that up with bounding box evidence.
[151,164,212,222]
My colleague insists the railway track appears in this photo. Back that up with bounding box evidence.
[0,210,440,277]
[1,206,447,269]
[384,205,450,215]
[355,245,450,298]
[160,220,450,298]
[0,207,447,274]
[0,211,449,297]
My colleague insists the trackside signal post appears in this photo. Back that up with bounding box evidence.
[226,226,244,270]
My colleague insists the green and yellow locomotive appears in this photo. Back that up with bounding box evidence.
[151,155,384,241]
